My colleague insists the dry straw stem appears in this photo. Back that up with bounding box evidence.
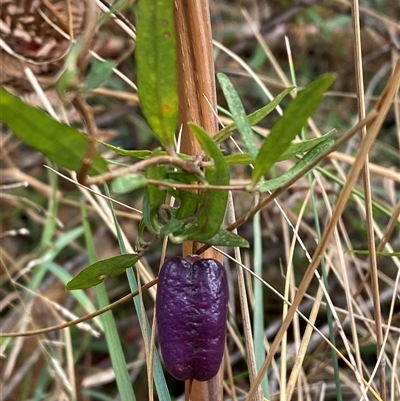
[351,0,386,397]
[86,155,203,186]
[281,191,314,401]
[44,167,142,214]
[0,278,158,338]
[70,0,99,184]
[245,61,400,401]
[76,0,98,73]
[79,181,156,290]
[226,192,263,400]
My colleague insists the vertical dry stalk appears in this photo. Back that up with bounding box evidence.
[174,1,223,400]
[351,1,386,398]
[245,60,400,401]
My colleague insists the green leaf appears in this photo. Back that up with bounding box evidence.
[102,142,195,162]
[136,0,178,151]
[189,123,230,241]
[111,174,148,194]
[217,73,258,159]
[142,191,156,235]
[0,88,108,175]
[101,141,154,159]
[142,165,168,234]
[199,229,249,247]
[189,124,230,186]
[166,171,205,184]
[84,58,117,91]
[252,74,335,186]
[146,165,168,204]
[214,86,294,144]
[224,132,335,166]
[159,218,184,236]
[258,139,334,192]
[175,190,199,220]
[224,153,254,165]
[66,254,140,290]
[278,130,335,160]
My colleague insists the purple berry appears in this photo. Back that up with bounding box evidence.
[156,256,228,381]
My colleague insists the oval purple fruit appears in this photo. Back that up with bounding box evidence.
[156,255,228,381]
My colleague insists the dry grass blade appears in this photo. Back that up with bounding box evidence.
[245,60,400,401]
[0,279,157,338]
[350,0,386,398]
[2,1,399,400]
[226,192,263,401]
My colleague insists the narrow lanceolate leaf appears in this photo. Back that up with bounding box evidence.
[0,88,108,175]
[258,139,334,192]
[188,123,230,241]
[136,0,178,152]
[224,131,335,166]
[251,74,335,186]
[214,86,294,144]
[111,174,148,194]
[200,229,249,248]
[175,190,199,220]
[278,130,335,160]
[66,254,140,290]
[101,142,153,159]
[217,73,258,159]
[189,124,230,186]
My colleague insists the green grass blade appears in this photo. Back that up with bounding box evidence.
[45,261,101,324]
[40,163,59,247]
[32,369,51,401]
[30,226,84,291]
[136,0,178,152]
[253,208,270,398]
[82,204,137,401]
[96,284,137,401]
[251,74,335,186]
[103,185,172,401]
[346,250,400,257]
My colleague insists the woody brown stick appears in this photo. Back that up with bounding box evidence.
[174,1,224,400]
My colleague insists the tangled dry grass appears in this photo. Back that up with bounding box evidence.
[1,1,399,400]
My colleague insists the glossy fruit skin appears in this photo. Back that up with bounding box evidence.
[156,256,228,381]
